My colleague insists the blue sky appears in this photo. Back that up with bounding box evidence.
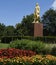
[0,0,55,26]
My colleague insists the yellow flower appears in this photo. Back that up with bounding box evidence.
[0,58,3,62]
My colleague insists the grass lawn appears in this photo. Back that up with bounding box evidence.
[0,43,9,49]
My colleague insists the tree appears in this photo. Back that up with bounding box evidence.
[42,9,56,36]
[21,14,34,36]
[0,23,5,38]
[15,23,23,36]
[3,26,15,36]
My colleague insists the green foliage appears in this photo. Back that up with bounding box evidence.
[24,62,32,65]
[21,14,34,36]
[35,36,56,43]
[51,46,56,56]
[15,23,23,36]
[5,62,13,65]
[9,39,46,54]
[1,36,33,43]
[42,9,56,36]
[33,61,42,65]
[0,59,56,65]
[1,36,56,43]
[1,36,21,43]
[15,14,34,36]
[0,23,5,39]
[9,39,56,55]
[47,60,56,65]
[0,62,3,65]
[42,44,52,54]
[3,26,15,36]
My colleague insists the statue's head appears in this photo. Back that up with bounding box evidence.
[36,3,38,6]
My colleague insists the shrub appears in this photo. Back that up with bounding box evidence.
[0,62,3,65]
[42,44,52,54]
[1,36,22,43]
[9,39,56,55]
[34,36,56,43]
[1,36,34,43]
[1,36,56,43]
[47,60,56,65]
[51,46,56,56]
[9,39,46,54]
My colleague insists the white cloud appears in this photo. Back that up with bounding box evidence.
[52,0,56,10]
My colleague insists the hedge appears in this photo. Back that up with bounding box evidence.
[34,36,56,43]
[1,36,56,43]
[1,36,22,43]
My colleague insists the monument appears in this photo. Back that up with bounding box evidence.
[33,3,43,37]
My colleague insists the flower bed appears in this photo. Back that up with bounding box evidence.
[0,48,56,65]
[0,48,36,58]
[0,55,56,65]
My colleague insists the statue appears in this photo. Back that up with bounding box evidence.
[33,3,40,23]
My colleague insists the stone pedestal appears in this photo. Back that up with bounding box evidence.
[33,23,43,37]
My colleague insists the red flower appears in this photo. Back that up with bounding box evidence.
[0,48,36,58]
